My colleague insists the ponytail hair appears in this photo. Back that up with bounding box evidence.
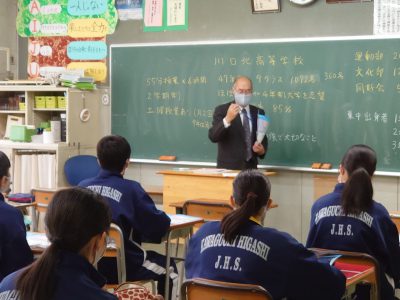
[340,145,376,215]
[16,187,111,300]
[221,170,271,243]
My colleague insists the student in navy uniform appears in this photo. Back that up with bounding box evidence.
[185,169,346,300]
[79,135,177,298]
[0,151,33,282]
[0,187,116,300]
[306,144,400,299]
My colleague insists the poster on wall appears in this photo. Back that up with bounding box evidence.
[143,0,188,32]
[374,0,400,34]
[16,0,117,81]
[116,0,143,20]
[28,36,107,81]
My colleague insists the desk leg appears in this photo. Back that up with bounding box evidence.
[30,206,37,232]
[164,231,172,300]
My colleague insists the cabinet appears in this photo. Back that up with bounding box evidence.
[0,85,110,190]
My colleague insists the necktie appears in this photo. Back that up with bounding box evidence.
[241,110,253,161]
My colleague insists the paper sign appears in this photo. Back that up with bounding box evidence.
[68,0,108,16]
[167,0,185,26]
[67,61,107,81]
[28,36,106,80]
[67,41,107,60]
[144,0,163,27]
[17,0,118,37]
[68,18,109,38]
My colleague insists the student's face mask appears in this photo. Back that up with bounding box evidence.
[0,175,11,194]
[93,233,107,266]
[234,93,252,107]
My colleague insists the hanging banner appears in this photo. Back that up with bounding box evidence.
[16,0,118,37]
[18,0,116,82]
[27,36,107,81]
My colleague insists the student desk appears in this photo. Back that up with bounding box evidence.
[159,169,276,214]
[163,214,203,300]
[6,200,37,231]
[389,211,400,232]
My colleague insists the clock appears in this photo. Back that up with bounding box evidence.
[289,0,316,6]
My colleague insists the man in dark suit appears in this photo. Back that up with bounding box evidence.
[208,76,268,170]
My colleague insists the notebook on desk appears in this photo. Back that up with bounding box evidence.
[168,214,203,226]
[26,232,50,249]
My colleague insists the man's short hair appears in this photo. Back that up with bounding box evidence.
[97,135,131,173]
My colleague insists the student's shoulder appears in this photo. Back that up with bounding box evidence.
[255,225,302,247]
[0,268,23,291]
[371,200,394,225]
[123,179,147,195]
[0,201,22,220]
[192,221,221,238]
[312,191,339,210]
[371,200,390,215]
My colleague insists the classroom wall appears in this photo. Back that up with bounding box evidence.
[17,0,374,79]
[0,0,17,78]
[8,0,399,243]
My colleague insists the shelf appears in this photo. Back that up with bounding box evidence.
[33,108,66,112]
[0,110,25,114]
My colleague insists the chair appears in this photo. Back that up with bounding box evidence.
[102,223,156,293]
[64,155,100,186]
[309,248,380,300]
[183,199,234,224]
[181,278,273,300]
[31,188,58,231]
[103,223,127,285]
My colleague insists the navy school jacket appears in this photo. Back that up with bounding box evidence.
[186,220,346,300]
[0,193,33,282]
[0,250,117,300]
[79,169,171,280]
[306,183,400,300]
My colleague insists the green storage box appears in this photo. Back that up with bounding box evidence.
[45,96,57,108]
[34,96,45,108]
[57,96,66,108]
[10,125,36,142]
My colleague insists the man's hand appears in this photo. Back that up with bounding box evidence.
[225,103,241,123]
[253,142,265,155]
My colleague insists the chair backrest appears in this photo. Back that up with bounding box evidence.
[183,199,234,223]
[64,155,100,186]
[181,278,273,300]
[102,223,126,284]
[31,188,58,231]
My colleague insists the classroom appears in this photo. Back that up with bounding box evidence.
[0,0,399,299]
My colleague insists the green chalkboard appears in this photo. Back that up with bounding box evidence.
[111,38,400,171]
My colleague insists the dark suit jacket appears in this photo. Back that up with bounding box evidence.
[208,102,268,170]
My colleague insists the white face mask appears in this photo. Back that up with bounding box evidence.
[0,175,11,194]
[93,235,106,266]
[234,93,252,107]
